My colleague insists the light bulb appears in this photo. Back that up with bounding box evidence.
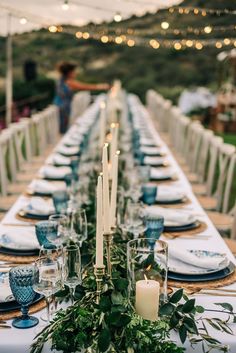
[114,12,122,22]
[20,17,27,25]
[62,0,69,11]
[161,21,169,30]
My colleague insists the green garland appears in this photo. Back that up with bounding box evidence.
[30,166,235,353]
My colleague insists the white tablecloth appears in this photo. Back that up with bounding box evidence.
[0,96,235,353]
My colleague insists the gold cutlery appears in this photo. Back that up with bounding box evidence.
[0,325,11,329]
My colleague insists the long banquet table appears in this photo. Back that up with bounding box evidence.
[0,94,235,353]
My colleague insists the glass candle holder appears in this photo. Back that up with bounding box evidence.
[141,184,157,205]
[127,238,168,321]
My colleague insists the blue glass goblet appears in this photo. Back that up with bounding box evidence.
[35,221,57,249]
[70,157,80,175]
[9,265,39,329]
[142,184,157,205]
[144,214,164,249]
[52,190,69,214]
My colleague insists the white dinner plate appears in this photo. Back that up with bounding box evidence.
[168,250,229,275]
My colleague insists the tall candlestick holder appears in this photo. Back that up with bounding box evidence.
[103,231,114,277]
[94,265,105,304]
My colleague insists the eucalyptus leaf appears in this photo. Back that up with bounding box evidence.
[169,289,183,304]
[98,327,111,352]
[214,303,234,313]
[182,299,196,313]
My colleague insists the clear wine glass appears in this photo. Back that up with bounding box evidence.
[48,214,70,246]
[124,200,146,239]
[64,245,81,305]
[33,257,62,324]
[70,209,88,246]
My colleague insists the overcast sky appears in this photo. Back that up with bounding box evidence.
[0,0,182,36]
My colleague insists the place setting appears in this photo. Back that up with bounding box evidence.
[141,183,189,207]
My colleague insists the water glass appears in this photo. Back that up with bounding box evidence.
[142,184,157,205]
[64,245,81,304]
[52,190,69,214]
[138,166,151,184]
[9,265,39,329]
[35,221,57,249]
[122,201,145,239]
[127,238,168,319]
[144,214,164,248]
[70,209,88,245]
[33,257,62,323]
[70,157,80,174]
[48,214,70,245]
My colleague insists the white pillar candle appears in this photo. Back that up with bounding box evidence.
[99,102,106,148]
[102,143,110,233]
[110,151,120,228]
[135,278,160,321]
[96,175,103,267]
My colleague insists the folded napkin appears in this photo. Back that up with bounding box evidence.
[140,137,157,147]
[168,247,227,270]
[144,156,167,166]
[53,154,71,166]
[156,187,185,202]
[150,168,176,180]
[28,179,65,195]
[56,145,79,156]
[145,206,196,227]
[24,197,55,216]
[0,274,13,303]
[40,165,71,179]
[141,146,164,156]
[0,227,40,250]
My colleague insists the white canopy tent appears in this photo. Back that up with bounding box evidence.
[0,0,181,127]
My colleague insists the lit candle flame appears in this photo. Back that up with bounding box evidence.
[144,274,149,284]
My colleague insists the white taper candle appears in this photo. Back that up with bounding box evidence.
[99,102,106,148]
[110,151,119,228]
[102,143,110,233]
[95,175,103,267]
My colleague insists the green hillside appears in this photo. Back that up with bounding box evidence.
[0,0,235,106]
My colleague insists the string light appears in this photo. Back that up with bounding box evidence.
[127,39,135,47]
[149,39,160,49]
[62,0,69,11]
[161,21,169,30]
[215,41,223,49]
[224,38,231,45]
[101,35,109,43]
[19,17,27,25]
[204,26,212,34]
[195,42,203,50]
[186,40,193,47]
[48,25,58,33]
[115,36,123,44]
[75,31,83,38]
[82,32,90,39]
[174,42,182,50]
[114,12,122,22]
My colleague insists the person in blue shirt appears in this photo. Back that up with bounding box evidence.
[54,61,109,133]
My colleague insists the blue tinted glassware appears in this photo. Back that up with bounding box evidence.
[35,221,57,249]
[144,214,164,249]
[52,190,69,214]
[9,265,39,329]
[142,185,157,205]
[70,157,80,175]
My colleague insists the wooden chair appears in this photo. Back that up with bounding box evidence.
[0,130,17,196]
